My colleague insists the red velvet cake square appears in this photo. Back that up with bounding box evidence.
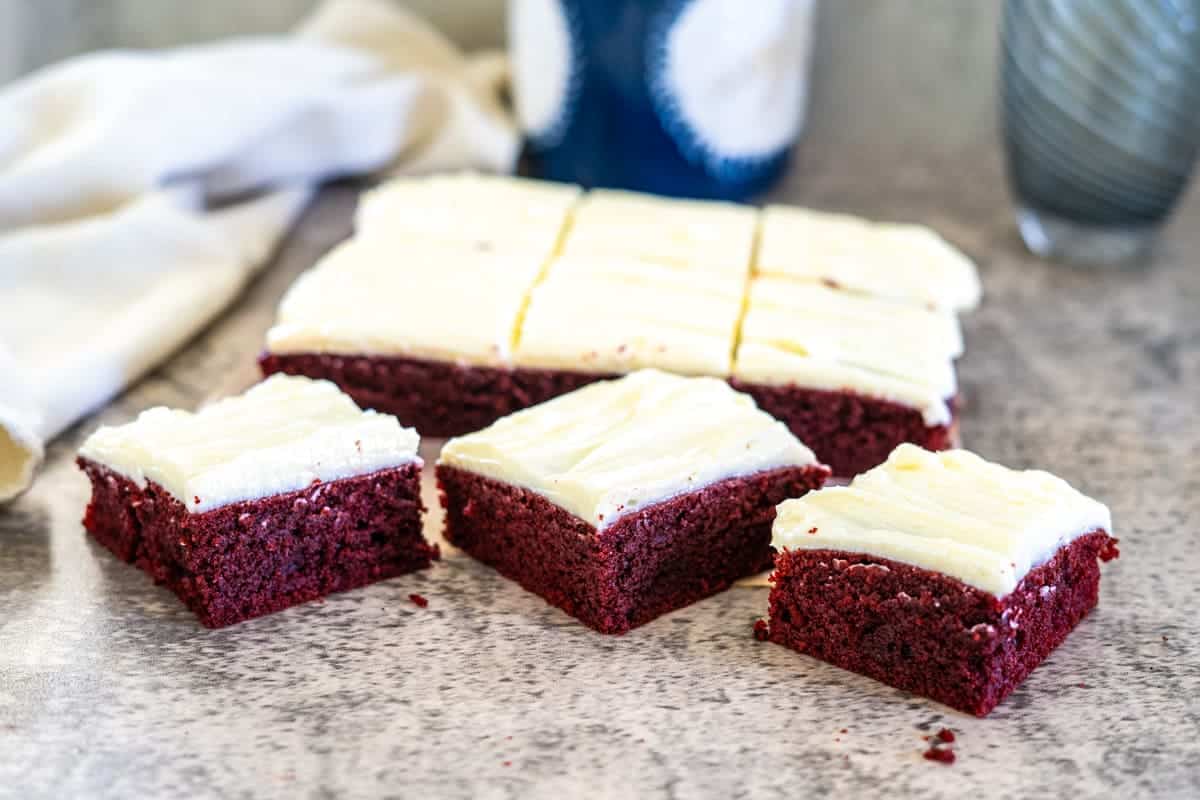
[766,444,1118,716]
[437,370,830,634]
[261,173,583,438]
[77,375,435,628]
[731,279,965,477]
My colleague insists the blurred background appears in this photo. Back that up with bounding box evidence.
[2,0,507,77]
[0,0,506,74]
[0,0,1000,183]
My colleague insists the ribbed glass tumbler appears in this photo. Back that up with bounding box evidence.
[1002,0,1200,267]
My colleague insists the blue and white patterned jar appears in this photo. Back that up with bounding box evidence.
[509,0,817,200]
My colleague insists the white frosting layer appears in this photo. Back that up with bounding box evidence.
[271,179,975,400]
[756,205,982,311]
[440,369,822,528]
[266,239,541,366]
[734,277,959,425]
[747,278,964,357]
[515,257,743,376]
[773,444,1112,597]
[548,254,747,297]
[356,172,580,256]
[79,375,420,513]
[734,344,952,426]
[561,189,757,275]
[739,308,957,396]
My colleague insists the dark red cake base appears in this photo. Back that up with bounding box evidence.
[259,352,613,438]
[437,464,830,634]
[78,459,436,628]
[261,352,954,474]
[766,530,1120,716]
[730,380,957,477]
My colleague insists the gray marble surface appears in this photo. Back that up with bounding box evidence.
[3,3,1200,798]
[3,194,1200,800]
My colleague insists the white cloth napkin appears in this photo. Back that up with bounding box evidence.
[0,0,519,502]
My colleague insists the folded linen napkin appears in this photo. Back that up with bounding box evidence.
[0,0,519,502]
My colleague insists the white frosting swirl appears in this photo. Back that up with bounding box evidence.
[440,369,822,528]
[773,444,1112,597]
[79,375,419,512]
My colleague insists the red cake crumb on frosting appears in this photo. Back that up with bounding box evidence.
[409,593,429,608]
[753,619,770,641]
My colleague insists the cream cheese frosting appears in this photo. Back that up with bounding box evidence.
[269,179,975,402]
[772,444,1112,597]
[756,205,982,311]
[265,239,542,366]
[355,172,580,256]
[79,375,420,513]
[734,343,953,426]
[747,278,964,358]
[515,260,744,376]
[439,369,821,529]
[561,189,757,275]
[548,254,747,298]
[734,275,960,425]
[739,308,958,396]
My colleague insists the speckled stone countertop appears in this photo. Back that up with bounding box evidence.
[3,5,1200,798]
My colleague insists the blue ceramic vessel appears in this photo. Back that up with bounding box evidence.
[509,0,816,200]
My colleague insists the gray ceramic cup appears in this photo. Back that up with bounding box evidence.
[1001,0,1200,267]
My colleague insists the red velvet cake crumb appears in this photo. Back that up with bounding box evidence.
[730,380,956,476]
[409,593,429,608]
[923,746,956,764]
[78,459,435,628]
[767,531,1119,716]
[439,464,829,634]
[753,619,770,641]
[936,728,955,743]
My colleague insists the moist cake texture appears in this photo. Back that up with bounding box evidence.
[437,370,830,633]
[77,375,434,627]
[766,444,1118,716]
